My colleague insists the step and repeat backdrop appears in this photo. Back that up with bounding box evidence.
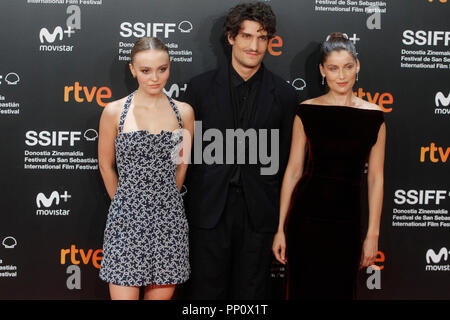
[0,0,448,299]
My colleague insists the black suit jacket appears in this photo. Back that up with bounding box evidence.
[182,63,297,233]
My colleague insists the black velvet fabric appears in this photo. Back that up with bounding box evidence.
[285,104,384,300]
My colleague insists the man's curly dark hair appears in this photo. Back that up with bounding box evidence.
[224,2,277,40]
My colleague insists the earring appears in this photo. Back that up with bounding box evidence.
[321,76,325,85]
[356,73,359,82]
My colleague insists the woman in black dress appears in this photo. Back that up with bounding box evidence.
[272,32,386,299]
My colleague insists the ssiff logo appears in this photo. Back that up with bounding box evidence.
[394,189,449,205]
[0,72,20,85]
[2,236,18,249]
[287,78,306,91]
[26,131,82,147]
[120,21,193,38]
[25,129,97,146]
[178,21,193,33]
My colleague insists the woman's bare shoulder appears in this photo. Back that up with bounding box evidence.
[300,98,317,105]
[100,97,128,129]
[102,96,127,117]
[300,96,326,105]
[173,99,194,120]
[353,97,382,111]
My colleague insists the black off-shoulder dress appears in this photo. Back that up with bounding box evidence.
[285,104,384,299]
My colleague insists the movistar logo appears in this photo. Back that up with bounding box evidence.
[36,191,71,208]
[435,92,450,107]
[426,247,449,264]
[163,83,187,98]
[39,27,64,43]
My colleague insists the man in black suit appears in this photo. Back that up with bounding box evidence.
[182,2,297,299]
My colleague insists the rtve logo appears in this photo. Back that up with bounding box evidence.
[60,244,102,269]
[420,143,449,163]
[268,36,283,56]
[354,88,393,112]
[371,250,385,271]
[64,82,112,107]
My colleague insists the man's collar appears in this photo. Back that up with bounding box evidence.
[229,62,264,87]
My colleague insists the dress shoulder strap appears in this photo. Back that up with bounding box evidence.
[167,96,183,130]
[118,92,135,134]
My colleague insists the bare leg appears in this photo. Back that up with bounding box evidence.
[109,283,140,300]
[143,284,176,300]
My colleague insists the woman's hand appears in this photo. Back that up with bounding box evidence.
[272,231,287,265]
[359,234,379,269]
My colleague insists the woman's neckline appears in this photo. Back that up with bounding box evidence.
[300,103,383,112]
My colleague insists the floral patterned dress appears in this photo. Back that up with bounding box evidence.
[100,92,190,286]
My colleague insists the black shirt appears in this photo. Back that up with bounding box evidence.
[229,64,264,186]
